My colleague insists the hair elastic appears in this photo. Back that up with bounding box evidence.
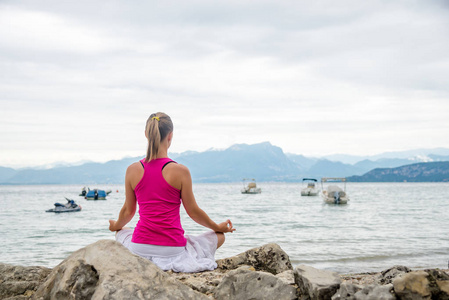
[152,116,160,121]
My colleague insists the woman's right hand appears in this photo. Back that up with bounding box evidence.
[215,219,236,233]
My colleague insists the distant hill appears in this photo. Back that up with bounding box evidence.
[176,142,301,182]
[322,148,449,164]
[0,142,303,184]
[348,162,449,182]
[1,143,448,184]
[0,167,17,182]
[2,157,138,184]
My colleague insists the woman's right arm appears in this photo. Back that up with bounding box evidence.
[108,163,139,231]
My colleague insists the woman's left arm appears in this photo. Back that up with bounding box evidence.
[109,164,138,231]
[179,165,235,233]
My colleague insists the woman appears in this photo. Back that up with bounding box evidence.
[109,112,235,273]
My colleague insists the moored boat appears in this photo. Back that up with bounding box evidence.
[320,177,349,204]
[79,187,89,197]
[241,178,262,194]
[301,178,319,196]
[85,189,111,200]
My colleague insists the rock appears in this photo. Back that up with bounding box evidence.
[354,284,395,300]
[340,272,379,286]
[393,269,449,299]
[393,270,431,299]
[332,283,395,300]
[0,263,51,299]
[331,282,362,300]
[425,269,449,299]
[276,270,296,285]
[393,269,449,300]
[377,265,412,285]
[216,243,292,275]
[295,265,341,300]
[214,267,298,300]
[33,239,208,300]
[171,269,227,296]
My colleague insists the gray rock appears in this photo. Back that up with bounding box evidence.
[33,239,208,300]
[295,265,341,300]
[214,267,298,300]
[217,243,292,275]
[332,282,395,300]
[377,265,412,285]
[276,270,296,285]
[0,263,51,299]
[331,282,362,300]
[393,269,449,300]
[354,284,395,300]
[172,269,226,296]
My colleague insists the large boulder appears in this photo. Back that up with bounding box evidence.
[0,263,51,299]
[214,266,298,300]
[393,269,449,300]
[33,239,208,300]
[216,243,292,274]
[295,265,341,300]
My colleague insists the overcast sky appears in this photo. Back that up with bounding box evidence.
[1,0,449,168]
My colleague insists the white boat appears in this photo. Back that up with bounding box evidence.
[241,178,262,194]
[320,177,349,204]
[301,178,319,196]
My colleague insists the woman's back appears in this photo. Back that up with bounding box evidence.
[132,158,187,247]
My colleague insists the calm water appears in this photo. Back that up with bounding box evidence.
[1,182,448,274]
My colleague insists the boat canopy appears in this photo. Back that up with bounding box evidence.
[302,178,317,182]
[321,177,347,182]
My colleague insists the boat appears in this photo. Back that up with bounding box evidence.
[79,187,89,197]
[241,178,262,194]
[320,177,349,204]
[300,178,319,196]
[46,198,82,213]
[85,189,111,200]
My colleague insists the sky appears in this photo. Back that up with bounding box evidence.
[1,0,449,168]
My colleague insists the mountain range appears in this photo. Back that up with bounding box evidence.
[348,161,449,182]
[1,142,449,184]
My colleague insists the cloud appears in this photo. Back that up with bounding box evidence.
[1,0,449,167]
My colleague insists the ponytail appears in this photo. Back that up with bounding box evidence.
[145,112,173,162]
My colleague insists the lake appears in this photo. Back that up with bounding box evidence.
[1,182,448,274]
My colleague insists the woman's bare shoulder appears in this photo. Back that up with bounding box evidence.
[167,162,190,175]
[127,161,143,172]
[126,162,144,179]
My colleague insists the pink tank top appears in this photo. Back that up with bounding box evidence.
[131,158,187,246]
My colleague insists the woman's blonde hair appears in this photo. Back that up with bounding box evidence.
[145,112,173,162]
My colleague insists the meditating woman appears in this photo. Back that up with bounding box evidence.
[109,112,235,272]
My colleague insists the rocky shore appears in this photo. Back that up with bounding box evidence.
[1,240,448,299]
